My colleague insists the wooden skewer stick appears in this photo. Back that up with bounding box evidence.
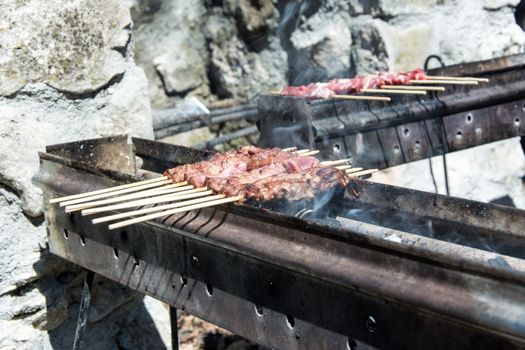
[381,85,445,92]
[332,95,391,102]
[108,195,243,230]
[345,167,364,174]
[362,88,426,95]
[81,189,213,216]
[92,194,227,224]
[62,182,192,208]
[425,76,489,83]
[296,149,311,154]
[347,168,379,177]
[49,176,169,204]
[66,186,200,213]
[300,150,320,156]
[410,79,478,85]
[335,165,353,171]
[59,180,184,207]
[283,147,297,152]
[269,90,391,102]
[320,159,350,167]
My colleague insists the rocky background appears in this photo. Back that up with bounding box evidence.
[0,0,157,349]
[129,0,524,108]
[1,0,525,349]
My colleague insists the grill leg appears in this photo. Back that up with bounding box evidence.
[72,270,95,350]
[170,306,180,350]
[521,137,525,183]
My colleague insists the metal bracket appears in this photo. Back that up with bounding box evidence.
[72,270,95,350]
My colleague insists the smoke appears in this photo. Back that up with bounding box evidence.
[276,0,328,85]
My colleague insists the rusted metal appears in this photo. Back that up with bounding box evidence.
[34,137,525,350]
[257,54,525,168]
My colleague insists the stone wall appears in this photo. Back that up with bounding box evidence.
[0,0,158,349]
[130,0,524,108]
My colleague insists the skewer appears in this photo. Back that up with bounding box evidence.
[381,85,445,92]
[80,189,213,215]
[345,167,364,174]
[49,176,169,204]
[270,90,391,102]
[320,159,350,167]
[300,150,320,156]
[108,195,243,230]
[335,165,353,171]
[361,88,426,95]
[92,194,227,224]
[410,80,477,85]
[62,183,192,208]
[332,95,391,101]
[347,168,378,177]
[296,149,311,154]
[59,180,185,207]
[66,186,201,213]
[282,147,297,152]
[425,76,489,83]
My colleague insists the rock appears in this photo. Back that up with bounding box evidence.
[224,0,276,51]
[0,0,155,349]
[0,66,151,217]
[483,0,521,10]
[349,19,390,74]
[153,40,207,95]
[290,13,352,77]
[0,0,131,96]
[87,276,138,323]
[347,1,525,73]
[365,19,438,72]
[377,0,450,17]
[209,35,287,100]
[133,0,209,106]
[0,188,46,296]
[224,0,275,33]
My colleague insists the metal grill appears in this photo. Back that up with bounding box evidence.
[257,54,525,168]
[34,136,525,350]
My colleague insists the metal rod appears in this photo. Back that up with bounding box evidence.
[170,306,180,350]
[72,270,95,350]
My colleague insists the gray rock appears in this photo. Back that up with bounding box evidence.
[346,1,525,73]
[209,35,287,101]
[0,65,152,217]
[0,0,155,349]
[290,12,352,78]
[349,18,390,74]
[133,0,209,106]
[153,38,207,95]
[0,0,132,96]
[0,188,46,297]
[224,0,275,33]
[483,0,521,10]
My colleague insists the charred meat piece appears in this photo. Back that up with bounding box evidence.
[164,146,346,202]
[240,167,350,202]
[206,155,320,197]
[163,147,319,188]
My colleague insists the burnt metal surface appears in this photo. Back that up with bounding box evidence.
[257,54,525,168]
[46,135,137,175]
[34,137,525,350]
